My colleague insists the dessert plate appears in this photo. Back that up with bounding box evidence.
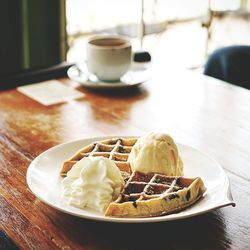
[67,62,151,89]
[26,136,235,223]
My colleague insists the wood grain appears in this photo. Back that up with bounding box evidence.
[0,68,249,249]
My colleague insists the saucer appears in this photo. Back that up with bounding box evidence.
[67,62,151,89]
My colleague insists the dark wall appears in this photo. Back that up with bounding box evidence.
[0,0,66,77]
[0,1,22,76]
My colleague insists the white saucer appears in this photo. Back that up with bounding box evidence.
[67,62,151,89]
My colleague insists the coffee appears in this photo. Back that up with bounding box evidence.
[89,38,128,47]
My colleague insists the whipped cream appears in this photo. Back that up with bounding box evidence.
[61,156,123,213]
[128,132,183,176]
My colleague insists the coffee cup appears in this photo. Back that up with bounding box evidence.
[86,35,132,82]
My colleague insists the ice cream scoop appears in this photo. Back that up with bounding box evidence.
[128,132,183,176]
[62,156,124,213]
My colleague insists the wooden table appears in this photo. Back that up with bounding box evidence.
[0,66,249,250]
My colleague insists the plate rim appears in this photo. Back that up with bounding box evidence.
[26,136,235,223]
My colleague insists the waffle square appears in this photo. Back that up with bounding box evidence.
[105,171,206,217]
[60,137,137,176]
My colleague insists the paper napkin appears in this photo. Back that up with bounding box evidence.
[17,80,84,105]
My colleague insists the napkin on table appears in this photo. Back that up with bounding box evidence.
[17,80,84,106]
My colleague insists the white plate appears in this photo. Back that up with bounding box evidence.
[67,62,151,89]
[26,136,235,223]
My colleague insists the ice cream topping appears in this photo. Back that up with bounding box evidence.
[61,156,124,213]
[128,132,183,176]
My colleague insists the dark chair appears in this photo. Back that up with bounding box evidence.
[204,45,250,89]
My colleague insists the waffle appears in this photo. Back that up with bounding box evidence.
[60,137,137,177]
[105,171,206,217]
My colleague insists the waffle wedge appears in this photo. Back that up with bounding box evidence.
[105,171,206,217]
[60,137,137,177]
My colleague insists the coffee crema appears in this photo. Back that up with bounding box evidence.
[89,38,128,47]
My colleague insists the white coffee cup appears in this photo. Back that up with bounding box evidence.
[86,35,132,82]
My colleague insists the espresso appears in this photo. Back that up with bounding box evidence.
[89,38,127,47]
